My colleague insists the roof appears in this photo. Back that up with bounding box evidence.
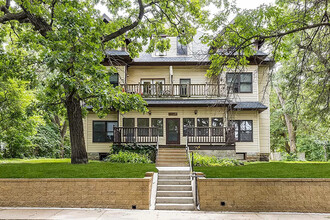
[233,102,268,111]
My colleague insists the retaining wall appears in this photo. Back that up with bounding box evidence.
[0,176,153,210]
[198,178,330,213]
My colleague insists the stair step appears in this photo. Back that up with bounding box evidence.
[155,203,195,210]
[157,155,187,158]
[157,191,193,197]
[157,164,189,167]
[158,175,190,180]
[156,197,194,204]
[158,180,191,185]
[157,185,192,191]
[158,170,191,175]
[157,159,188,163]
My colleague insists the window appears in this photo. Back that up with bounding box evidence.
[141,79,165,96]
[229,120,253,142]
[151,118,163,136]
[211,118,223,136]
[180,79,191,97]
[93,121,118,142]
[177,37,188,55]
[183,118,195,136]
[226,73,252,93]
[197,118,209,136]
[110,73,119,87]
[123,118,134,127]
[137,118,149,136]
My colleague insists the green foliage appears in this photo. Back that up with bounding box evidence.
[297,137,329,161]
[112,144,156,162]
[31,122,70,158]
[280,153,299,161]
[191,153,243,167]
[105,151,152,164]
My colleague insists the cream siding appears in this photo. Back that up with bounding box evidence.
[258,66,271,153]
[127,66,171,84]
[84,112,118,153]
[172,66,209,84]
[230,111,260,153]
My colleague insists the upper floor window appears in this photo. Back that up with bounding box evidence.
[177,37,188,55]
[110,73,119,87]
[93,121,118,143]
[229,120,253,142]
[226,73,252,93]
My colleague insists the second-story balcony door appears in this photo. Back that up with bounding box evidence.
[141,79,165,97]
[180,79,191,97]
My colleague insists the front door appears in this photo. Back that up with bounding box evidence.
[166,118,180,145]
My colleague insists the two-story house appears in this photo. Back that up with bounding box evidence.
[83,31,273,161]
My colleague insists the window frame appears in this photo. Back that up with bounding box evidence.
[177,37,188,55]
[226,72,253,93]
[110,73,119,87]
[137,118,150,136]
[151,118,164,137]
[92,121,118,143]
[183,118,195,136]
[229,120,253,142]
[211,117,224,136]
[197,118,209,136]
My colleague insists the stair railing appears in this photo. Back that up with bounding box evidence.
[186,138,192,173]
[155,133,159,164]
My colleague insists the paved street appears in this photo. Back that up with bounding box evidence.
[0,208,330,220]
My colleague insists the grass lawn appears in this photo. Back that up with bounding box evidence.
[194,161,330,178]
[0,159,157,178]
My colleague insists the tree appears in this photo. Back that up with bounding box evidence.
[205,0,329,157]
[0,0,208,163]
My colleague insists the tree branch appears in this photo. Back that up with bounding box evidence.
[0,11,28,23]
[102,0,145,43]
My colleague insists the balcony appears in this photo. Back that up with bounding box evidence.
[122,83,227,98]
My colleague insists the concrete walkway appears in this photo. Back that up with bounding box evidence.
[0,208,330,220]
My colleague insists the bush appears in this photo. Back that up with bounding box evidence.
[112,144,156,162]
[104,151,152,164]
[191,153,243,167]
[281,152,299,161]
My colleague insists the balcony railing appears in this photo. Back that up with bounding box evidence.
[122,83,226,98]
[114,127,159,144]
[186,127,235,145]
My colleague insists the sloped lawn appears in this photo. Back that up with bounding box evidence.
[194,161,330,178]
[0,159,157,178]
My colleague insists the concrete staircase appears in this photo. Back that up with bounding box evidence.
[155,148,194,210]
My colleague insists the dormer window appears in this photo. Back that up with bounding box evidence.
[177,37,188,55]
[155,49,167,56]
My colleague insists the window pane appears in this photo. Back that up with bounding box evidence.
[183,118,195,136]
[211,118,223,136]
[240,120,252,131]
[106,122,118,142]
[240,73,252,83]
[151,118,163,136]
[197,118,208,136]
[240,83,252,92]
[123,118,134,127]
[93,132,106,142]
[110,73,119,86]
[212,118,223,127]
[240,131,253,142]
[177,37,188,55]
[229,120,239,141]
[137,118,149,136]
[93,122,105,132]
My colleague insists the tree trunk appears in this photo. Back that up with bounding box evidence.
[65,94,88,164]
[274,86,297,153]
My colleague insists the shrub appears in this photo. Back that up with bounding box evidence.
[191,153,243,167]
[112,144,156,162]
[104,151,151,164]
[281,152,299,161]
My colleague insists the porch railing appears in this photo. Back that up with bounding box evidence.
[122,83,226,98]
[113,127,159,144]
[186,126,235,145]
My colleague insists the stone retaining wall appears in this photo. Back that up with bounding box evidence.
[198,178,330,213]
[0,176,153,210]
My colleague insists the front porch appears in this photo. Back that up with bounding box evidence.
[113,126,236,149]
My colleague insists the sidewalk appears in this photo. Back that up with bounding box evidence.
[0,208,330,220]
